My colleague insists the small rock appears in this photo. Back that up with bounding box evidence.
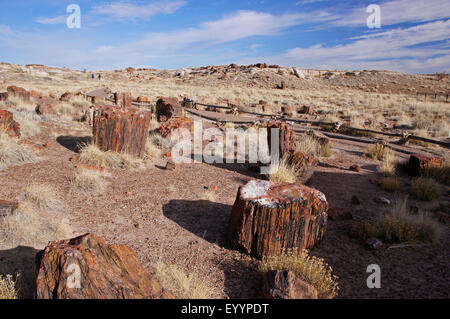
[374,197,391,205]
[135,223,142,229]
[349,164,361,172]
[262,270,318,299]
[165,159,176,170]
[365,237,383,250]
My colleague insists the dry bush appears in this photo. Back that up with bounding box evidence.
[79,144,143,170]
[0,133,37,171]
[364,142,387,160]
[148,132,177,152]
[411,177,440,201]
[0,201,71,249]
[69,169,107,194]
[380,177,401,192]
[362,198,442,243]
[420,162,450,186]
[0,274,20,299]
[8,109,41,137]
[378,148,396,176]
[260,249,339,299]
[269,154,298,183]
[154,259,222,299]
[22,184,63,211]
[295,134,332,157]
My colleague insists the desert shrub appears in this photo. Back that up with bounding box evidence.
[154,260,221,299]
[79,144,143,170]
[269,154,298,183]
[380,177,401,192]
[420,162,450,186]
[0,274,20,299]
[0,201,71,249]
[411,177,440,201]
[361,198,441,243]
[0,133,37,171]
[364,142,387,160]
[378,148,396,176]
[295,134,332,157]
[260,249,339,299]
[69,169,107,194]
[22,184,62,211]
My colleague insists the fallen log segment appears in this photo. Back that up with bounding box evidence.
[227,180,328,259]
[93,106,151,158]
[35,233,174,299]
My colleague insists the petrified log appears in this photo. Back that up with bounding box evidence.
[114,92,132,108]
[0,109,21,138]
[35,233,173,299]
[158,117,194,138]
[0,200,19,218]
[156,97,181,122]
[261,270,318,299]
[227,180,328,259]
[285,150,318,184]
[7,86,30,102]
[137,96,148,102]
[267,121,296,158]
[301,105,314,115]
[408,153,443,176]
[93,106,151,159]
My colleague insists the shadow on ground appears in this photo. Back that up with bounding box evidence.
[56,135,92,153]
[0,245,40,299]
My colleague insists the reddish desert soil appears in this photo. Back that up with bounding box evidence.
[1,115,449,299]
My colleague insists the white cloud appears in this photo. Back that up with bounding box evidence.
[91,0,186,20]
[36,15,67,25]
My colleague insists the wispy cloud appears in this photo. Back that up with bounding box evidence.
[91,0,186,20]
[36,15,67,25]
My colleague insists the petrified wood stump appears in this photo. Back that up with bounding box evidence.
[93,106,151,158]
[227,180,328,259]
[0,109,21,138]
[408,153,443,176]
[267,121,296,158]
[156,97,182,122]
[35,233,173,299]
[114,92,132,108]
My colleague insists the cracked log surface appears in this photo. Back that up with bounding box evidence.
[93,106,151,159]
[227,180,328,259]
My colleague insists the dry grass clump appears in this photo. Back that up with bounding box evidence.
[362,198,442,243]
[269,154,298,183]
[0,201,71,250]
[380,177,401,192]
[8,109,41,137]
[22,184,63,211]
[377,148,396,176]
[0,133,37,171]
[154,259,222,299]
[69,169,108,194]
[148,117,161,132]
[420,162,450,186]
[295,134,332,157]
[0,274,20,299]
[410,177,440,201]
[79,144,143,170]
[260,249,339,299]
[145,138,163,159]
[364,142,387,160]
[198,189,217,201]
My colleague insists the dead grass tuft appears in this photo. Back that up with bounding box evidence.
[295,134,332,157]
[380,177,401,192]
[411,177,440,201]
[260,249,339,299]
[0,133,37,171]
[419,162,450,186]
[0,274,20,299]
[22,184,63,211]
[79,144,143,170]
[364,142,387,161]
[69,169,108,194]
[269,154,299,183]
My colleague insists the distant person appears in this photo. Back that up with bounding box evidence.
[91,74,95,79]
[98,73,101,80]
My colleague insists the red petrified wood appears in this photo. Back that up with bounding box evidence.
[93,106,151,158]
[267,121,296,158]
[408,153,443,176]
[227,180,328,259]
[0,109,21,138]
[7,86,31,102]
[284,151,318,184]
[35,233,173,299]
[114,92,132,108]
[261,270,318,299]
[158,117,194,138]
[156,97,182,122]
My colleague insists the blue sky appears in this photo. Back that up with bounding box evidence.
[0,0,449,73]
